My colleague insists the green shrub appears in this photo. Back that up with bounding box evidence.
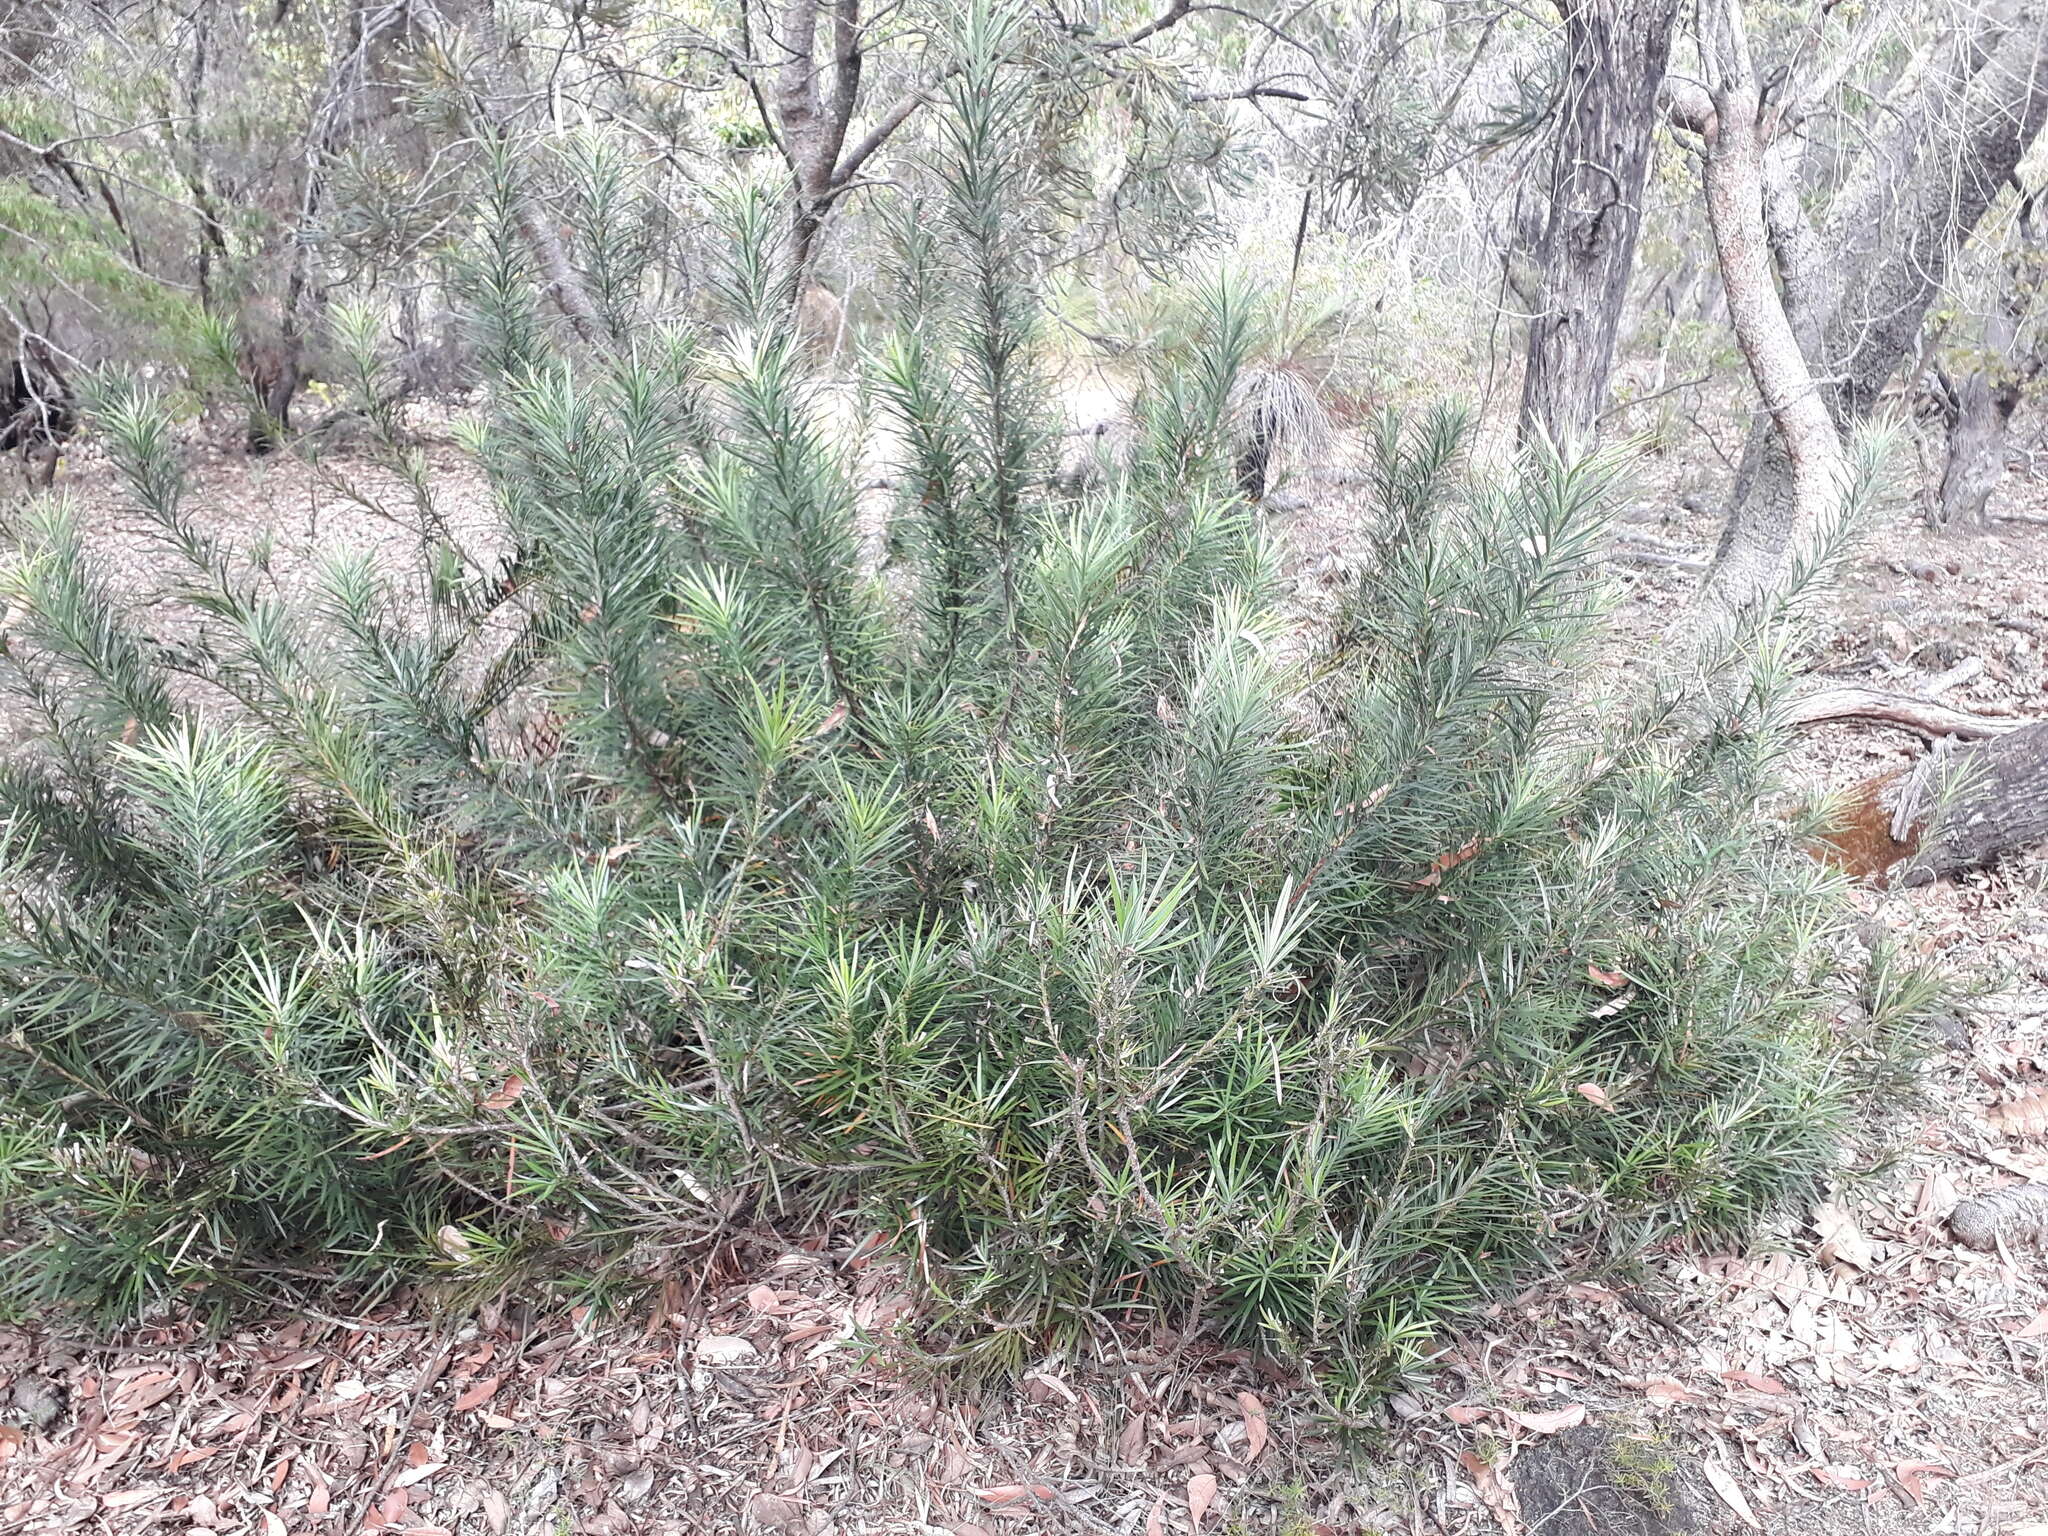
[0,14,1921,1404]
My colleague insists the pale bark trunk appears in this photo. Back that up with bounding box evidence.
[442,1,605,348]
[1705,1,2048,591]
[1516,0,1681,447]
[1936,192,2046,530]
[1686,0,1847,622]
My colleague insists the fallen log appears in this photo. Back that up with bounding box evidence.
[1784,685,2019,741]
[1812,716,2048,885]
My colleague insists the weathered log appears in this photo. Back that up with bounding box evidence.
[1784,685,2020,741]
[1816,718,2048,884]
[1899,716,2048,884]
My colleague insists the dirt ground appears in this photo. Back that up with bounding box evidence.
[1,404,2046,1536]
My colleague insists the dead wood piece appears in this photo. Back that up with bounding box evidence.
[1785,686,2017,741]
[1950,1183,2048,1252]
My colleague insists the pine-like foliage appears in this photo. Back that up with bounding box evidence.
[0,11,1926,1400]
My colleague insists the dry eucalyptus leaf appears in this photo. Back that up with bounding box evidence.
[1503,1402,1585,1435]
[1701,1459,1761,1530]
[1987,1089,2048,1139]
[1221,1392,1262,1464]
[1813,1201,1876,1269]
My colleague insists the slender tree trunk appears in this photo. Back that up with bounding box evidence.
[438,0,605,347]
[1703,0,2048,597]
[1825,720,2048,885]
[1517,0,1681,447]
[1681,0,1847,623]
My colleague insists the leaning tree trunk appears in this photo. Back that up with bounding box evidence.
[1517,0,1682,447]
[1678,0,1847,625]
[1904,720,2048,883]
[1701,0,2048,610]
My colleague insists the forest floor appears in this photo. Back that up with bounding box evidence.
[1,405,2046,1536]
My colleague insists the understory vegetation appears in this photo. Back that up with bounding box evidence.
[0,13,1935,1411]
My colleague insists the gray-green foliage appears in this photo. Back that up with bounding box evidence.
[0,25,1924,1404]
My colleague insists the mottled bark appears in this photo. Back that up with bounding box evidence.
[1682,0,1847,622]
[1897,719,2048,884]
[1936,363,2025,529]
[436,1,605,347]
[1517,0,1681,447]
[1703,1,2048,604]
[1937,195,2047,529]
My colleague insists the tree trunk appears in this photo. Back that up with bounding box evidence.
[1703,1,2048,600]
[1904,720,2048,883]
[1936,365,2024,530]
[1680,0,1847,623]
[1517,0,1681,448]
[1936,189,2047,531]
[438,1,606,347]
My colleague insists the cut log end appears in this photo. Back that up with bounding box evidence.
[1806,717,2048,886]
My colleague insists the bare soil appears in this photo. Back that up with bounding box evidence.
[2,413,2046,1536]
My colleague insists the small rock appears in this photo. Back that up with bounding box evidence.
[6,1374,65,1432]
[1950,1184,2048,1252]
[1926,1011,1970,1051]
[694,1334,758,1366]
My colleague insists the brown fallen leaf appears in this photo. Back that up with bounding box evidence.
[480,1074,525,1110]
[811,699,850,737]
[1987,1089,2048,1139]
[1894,1461,1954,1505]
[453,1374,502,1412]
[479,1489,510,1534]
[1446,1403,1490,1425]
[2009,1305,2048,1339]
[1187,1470,1218,1528]
[1116,1411,1149,1466]
[1719,1368,1790,1396]
[1236,1390,1268,1463]
[1639,1379,1698,1403]
[1811,1466,1875,1491]
[1503,1402,1585,1435]
[1458,1450,1520,1532]
[1145,1497,1167,1536]
[1576,1082,1616,1111]
[973,1484,1058,1506]
[746,1492,806,1529]
[1814,1200,1876,1269]
[1411,836,1483,890]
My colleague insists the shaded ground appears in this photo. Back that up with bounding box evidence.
[2,409,2046,1535]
